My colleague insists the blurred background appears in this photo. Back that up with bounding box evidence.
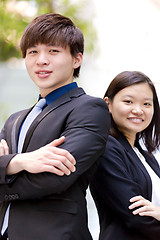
[1,0,160,239]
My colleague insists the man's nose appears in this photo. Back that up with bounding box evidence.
[36,53,49,65]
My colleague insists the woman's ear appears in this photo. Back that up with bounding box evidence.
[104,96,109,105]
[104,97,108,104]
[104,97,112,113]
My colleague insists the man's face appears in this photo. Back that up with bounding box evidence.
[25,44,82,97]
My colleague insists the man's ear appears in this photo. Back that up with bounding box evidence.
[73,52,83,69]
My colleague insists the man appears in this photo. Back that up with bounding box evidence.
[0,13,110,240]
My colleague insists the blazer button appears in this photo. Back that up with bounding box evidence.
[5,195,9,201]
[9,194,13,200]
[14,194,19,199]
[10,194,18,200]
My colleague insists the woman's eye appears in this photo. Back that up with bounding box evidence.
[124,100,132,104]
[144,102,152,106]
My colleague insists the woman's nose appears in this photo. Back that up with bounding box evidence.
[131,105,143,115]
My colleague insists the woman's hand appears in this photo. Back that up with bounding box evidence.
[129,195,160,221]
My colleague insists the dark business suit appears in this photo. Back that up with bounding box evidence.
[90,133,160,240]
[0,87,110,240]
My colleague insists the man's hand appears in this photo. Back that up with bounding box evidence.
[6,136,76,176]
[0,139,9,156]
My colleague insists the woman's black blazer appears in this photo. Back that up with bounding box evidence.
[90,133,160,240]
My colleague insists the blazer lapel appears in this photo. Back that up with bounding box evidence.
[140,148,160,178]
[117,133,160,198]
[118,133,153,179]
[22,87,85,153]
[9,109,32,153]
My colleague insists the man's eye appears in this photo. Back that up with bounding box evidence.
[49,49,59,53]
[28,50,37,54]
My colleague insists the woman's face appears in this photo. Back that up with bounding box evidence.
[106,83,154,145]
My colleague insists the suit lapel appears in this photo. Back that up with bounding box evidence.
[140,148,160,178]
[118,134,153,198]
[9,109,31,153]
[118,133,153,178]
[22,87,85,153]
[118,133,160,196]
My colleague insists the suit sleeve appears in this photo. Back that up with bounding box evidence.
[91,136,160,240]
[0,119,17,183]
[0,98,110,200]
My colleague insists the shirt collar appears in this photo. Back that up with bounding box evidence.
[39,82,78,105]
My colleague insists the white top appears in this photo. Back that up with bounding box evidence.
[133,147,160,207]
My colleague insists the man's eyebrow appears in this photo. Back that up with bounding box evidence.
[27,45,37,49]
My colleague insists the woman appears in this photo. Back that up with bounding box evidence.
[90,71,160,240]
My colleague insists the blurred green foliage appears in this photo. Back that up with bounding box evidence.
[0,0,97,61]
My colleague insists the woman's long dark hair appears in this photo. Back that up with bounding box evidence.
[104,71,160,153]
